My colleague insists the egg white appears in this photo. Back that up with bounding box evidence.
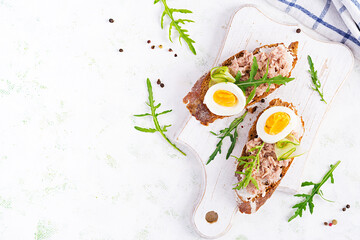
[203,82,246,116]
[256,106,301,144]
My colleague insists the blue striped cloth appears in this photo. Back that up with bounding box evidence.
[268,0,360,59]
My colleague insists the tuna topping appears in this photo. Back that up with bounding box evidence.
[236,137,291,196]
[229,45,294,99]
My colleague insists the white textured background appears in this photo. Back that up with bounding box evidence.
[0,0,359,239]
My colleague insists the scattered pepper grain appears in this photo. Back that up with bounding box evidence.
[324,222,328,226]
[261,99,265,103]
[157,79,161,85]
[147,40,151,44]
[119,48,123,52]
[346,204,350,208]
[168,48,173,52]
[109,18,114,23]
[296,28,301,33]
[342,207,346,211]
[174,54,178,57]
[160,83,165,88]
[151,45,155,49]
[249,106,257,113]
[332,219,337,225]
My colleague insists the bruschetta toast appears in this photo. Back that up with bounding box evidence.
[234,98,304,214]
[183,42,299,126]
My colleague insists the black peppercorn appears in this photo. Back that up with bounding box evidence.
[157,79,161,85]
[160,83,164,88]
[346,204,350,208]
[249,106,257,113]
[119,48,123,52]
[342,208,346,211]
[109,18,114,23]
[296,28,301,33]
[261,99,265,103]
[174,54,177,57]
[151,45,155,49]
[147,40,151,44]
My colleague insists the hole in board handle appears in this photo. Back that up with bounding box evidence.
[205,211,218,223]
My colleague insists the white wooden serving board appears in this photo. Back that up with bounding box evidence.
[176,4,354,239]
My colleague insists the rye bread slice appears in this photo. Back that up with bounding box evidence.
[235,98,304,214]
[183,42,299,126]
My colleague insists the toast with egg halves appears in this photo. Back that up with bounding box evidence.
[183,42,298,126]
[235,99,304,214]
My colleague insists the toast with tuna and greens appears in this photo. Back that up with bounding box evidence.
[234,98,304,214]
[183,42,299,126]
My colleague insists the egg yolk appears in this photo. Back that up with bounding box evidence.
[213,90,238,107]
[264,112,290,135]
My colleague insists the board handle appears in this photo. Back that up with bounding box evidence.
[176,119,240,238]
[191,157,239,238]
[193,192,238,238]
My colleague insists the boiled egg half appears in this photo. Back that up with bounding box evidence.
[204,82,246,116]
[256,106,301,144]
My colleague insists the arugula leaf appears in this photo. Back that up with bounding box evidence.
[236,57,295,104]
[249,57,258,81]
[235,71,242,84]
[134,78,186,156]
[134,126,157,133]
[233,143,265,190]
[237,75,296,89]
[301,181,315,187]
[154,0,196,55]
[307,55,327,103]
[288,161,340,222]
[226,128,238,159]
[246,87,257,105]
[207,111,248,164]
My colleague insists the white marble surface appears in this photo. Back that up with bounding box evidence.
[0,0,359,239]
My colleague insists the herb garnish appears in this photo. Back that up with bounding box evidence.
[236,57,295,105]
[154,0,196,55]
[207,111,248,164]
[233,143,265,190]
[134,78,186,156]
[307,55,327,103]
[288,160,340,222]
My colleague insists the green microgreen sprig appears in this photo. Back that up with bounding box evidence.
[134,78,186,156]
[233,142,265,190]
[288,160,340,222]
[307,55,327,103]
[236,57,295,105]
[154,0,196,55]
[207,111,248,164]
